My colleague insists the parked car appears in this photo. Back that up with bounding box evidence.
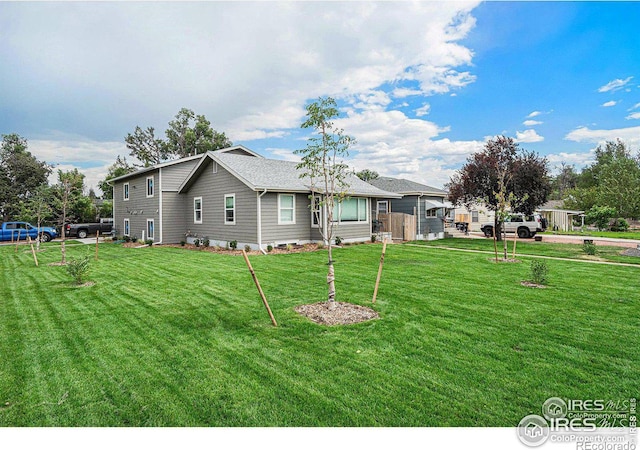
[65,218,114,239]
[480,213,547,239]
[0,221,58,242]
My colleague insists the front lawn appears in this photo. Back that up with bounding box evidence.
[1,242,638,426]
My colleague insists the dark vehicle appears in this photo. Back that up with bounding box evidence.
[0,222,58,242]
[65,218,114,239]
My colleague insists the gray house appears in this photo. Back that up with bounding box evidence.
[367,177,449,240]
[109,146,399,249]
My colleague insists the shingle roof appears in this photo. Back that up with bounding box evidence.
[367,177,447,195]
[179,151,401,198]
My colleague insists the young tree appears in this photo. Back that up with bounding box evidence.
[18,184,54,250]
[355,169,380,182]
[53,169,85,263]
[295,97,355,306]
[0,133,51,221]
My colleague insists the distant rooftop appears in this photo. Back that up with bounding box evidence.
[367,177,447,196]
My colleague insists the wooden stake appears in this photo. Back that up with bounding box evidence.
[493,228,498,263]
[372,239,388,303]
[95,230,99,260]
[241,249,277,327]
[15,230,21,253]
[27,236,39,267]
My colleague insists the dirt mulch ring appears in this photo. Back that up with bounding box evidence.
[621,248,640,257]
[47,261,67,266]
[295,302,379,326]
[488,258,521,263]
[520,281,547,289]
[72,281,96,288]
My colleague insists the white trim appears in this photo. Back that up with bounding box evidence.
[334,197,369,224]
[194,196,203,224]
[123,182,129,201]
[212,161,218,174]
[377,200,389,215]
[158,169,163,244]
[146,218,155,241]
[146,176,154,198]
[123,218,130,237]
[224,194,236,225]
[277,193,296,225]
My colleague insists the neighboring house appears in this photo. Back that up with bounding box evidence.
[450,202,495,232]
[108,146,399,249]
[537,200,584,232]
[367,177,449,240]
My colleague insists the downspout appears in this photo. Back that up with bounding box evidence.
[257,189,267,254]
[417,194,423,240]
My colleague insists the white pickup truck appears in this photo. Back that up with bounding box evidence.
[481,213,547,239]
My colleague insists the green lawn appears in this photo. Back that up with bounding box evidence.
[1,241,638,426]
[413,237,640,265]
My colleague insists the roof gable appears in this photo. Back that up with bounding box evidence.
[367,176,447,196]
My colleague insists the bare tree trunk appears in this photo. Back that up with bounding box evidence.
[502,227,508,260]
[327,243,336,308]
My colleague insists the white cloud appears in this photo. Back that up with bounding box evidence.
[523,120,542,127]
[626,112,640,120]
[546,151,595,171]
[602,100,618,107]
[565,125,640,147]
[391,88,423,98]
[628,102,640,111]
[515,129,544,143]
[597,77,633,93]
[415,104,431,117]
[527,111,542,118]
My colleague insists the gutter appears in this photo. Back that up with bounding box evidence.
[257,189,268,254]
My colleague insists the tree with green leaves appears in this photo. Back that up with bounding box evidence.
[18,184,54,250]
[53,169,86,263]
[0,133,51,221]
[98,155,135,199]
[295,97,355,306]
[355,169,379,182]
[125,108,232,167]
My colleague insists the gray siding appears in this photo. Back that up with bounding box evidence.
[113,170,160,241]
[260,192,312,244]
[161,159,199,191]
[373,194,445,237]
[184,160,258,244]
[309,197,372,243]
[161,192,187,243]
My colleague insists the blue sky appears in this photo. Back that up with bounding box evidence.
[1,1,640,194]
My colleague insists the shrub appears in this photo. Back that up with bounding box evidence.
[267,244,273,253]
[124,235,131,243]
[203,237,210,247]
[583,241,597,255]
[244,244,251,252]
[229,240,238,250]
[317,241,324,249]
[286,243,293,251]
[585,206,617,231]
[194,239,200,247]
[67,256,90,285]
[529,259,548,285]
[335,236,342,245]
[145,239,154,246]
[371,234,377,243]
[180,241,186,247]
[609,218,629,232]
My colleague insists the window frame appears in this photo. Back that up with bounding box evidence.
[123,182,130,201]
[377,200,389,215]
[146,219,154,241]
[146,176,154,198]
[194,197,203,224]
[224,194,236,225]
[123,218,130,237]
[334,197,368,224]
[278,194,296,225]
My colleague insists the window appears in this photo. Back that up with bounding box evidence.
[123,218,130,236]
[312,197,322,226]
[334,198,367,223]
[225,194,235,225]
[146,219,154,241]
[471,210,479,223]
[146,176,154,198]
[194,197,203,224]
[123,182,130,201]
[426,208,437,217]
[212,162,218,174]
[278,194,295,224]
[377,201,389,215]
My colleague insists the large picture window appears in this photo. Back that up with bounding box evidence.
[278,194,295,224]
[334,198,367,223]
[225,194,235,225]
[194,197,203,224]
